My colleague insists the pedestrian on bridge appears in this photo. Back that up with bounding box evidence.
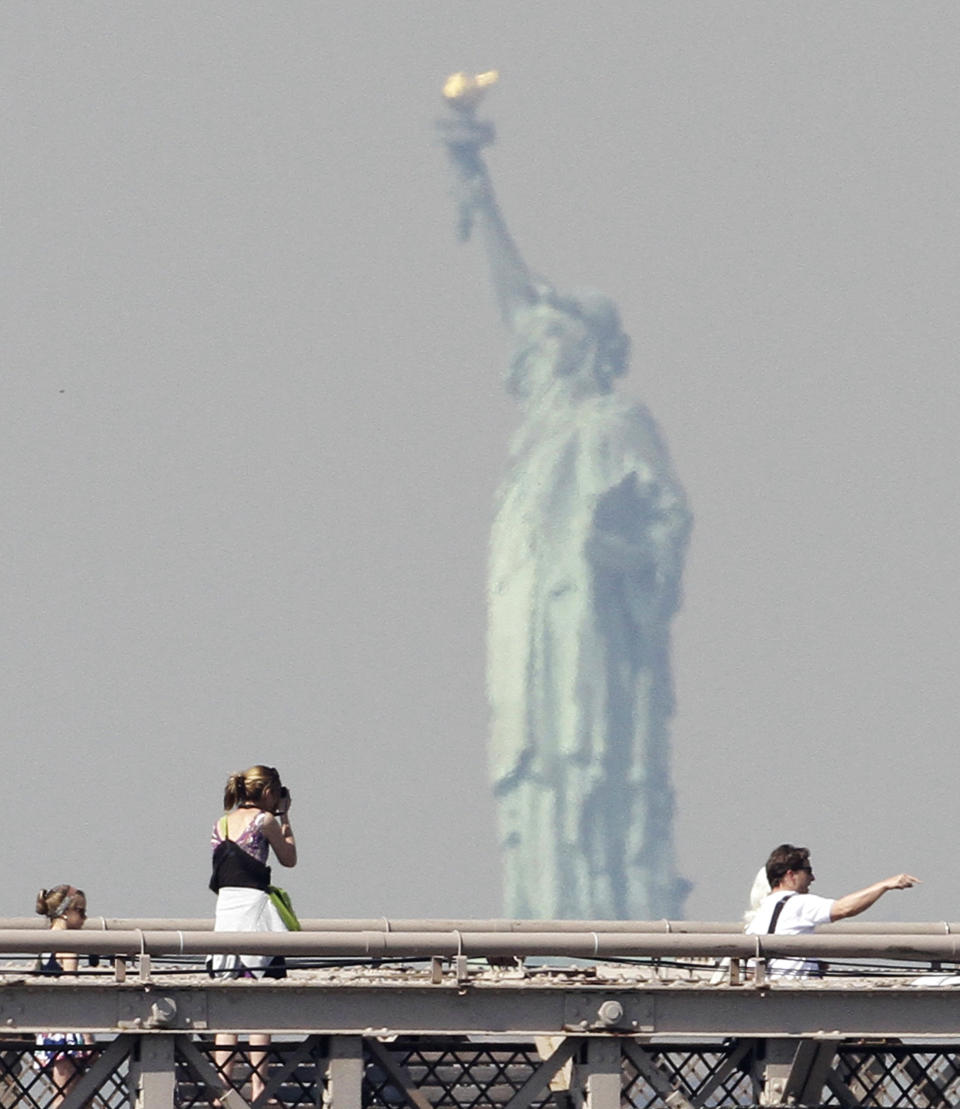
[34,884,92,1105]
[746,843,919,978]
[208,764,297,1103]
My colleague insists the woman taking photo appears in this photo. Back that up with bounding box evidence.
[209,764,297,1102]
[35,884,92,1105]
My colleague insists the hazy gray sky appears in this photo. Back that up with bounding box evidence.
[3,2,958,923]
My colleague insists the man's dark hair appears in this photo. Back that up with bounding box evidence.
[765,844,811,887]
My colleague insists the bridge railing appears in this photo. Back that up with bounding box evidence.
[2,922,960,965]
[1,921,960,1108]
[3,915,960,933]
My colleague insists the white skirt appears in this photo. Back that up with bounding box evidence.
[208,887,288,977]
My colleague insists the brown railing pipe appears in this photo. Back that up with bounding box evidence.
[1,917,955,935]
[2,929,960,963]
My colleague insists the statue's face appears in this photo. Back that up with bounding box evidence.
[508,306,595,399]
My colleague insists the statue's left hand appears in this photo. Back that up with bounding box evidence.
[449,168,495,241]
[436,114,495,152]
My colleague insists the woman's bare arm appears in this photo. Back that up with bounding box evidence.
[262,811,297,868]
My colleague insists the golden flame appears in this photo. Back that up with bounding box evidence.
[443,70,499,108]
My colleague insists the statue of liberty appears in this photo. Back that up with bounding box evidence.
[438,74,692,919]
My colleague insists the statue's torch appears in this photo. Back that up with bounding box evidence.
[438,71,499,241]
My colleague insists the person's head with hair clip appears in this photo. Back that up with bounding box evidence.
[36,885,87,931]
[222,765,284,813]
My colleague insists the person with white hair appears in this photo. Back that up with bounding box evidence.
[743,865,771,928]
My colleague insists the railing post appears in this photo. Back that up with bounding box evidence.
[131,1034,176,1109]
[759,1039,795,1107]
[582,1038,621,1109]
[326,1034,363,1109]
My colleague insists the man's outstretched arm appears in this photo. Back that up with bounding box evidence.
[830,873,920,921]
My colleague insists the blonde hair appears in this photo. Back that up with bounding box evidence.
[36,885,82,921]
[742,866,771,927]
[223,765,282,810]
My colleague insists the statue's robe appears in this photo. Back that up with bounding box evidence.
[487,392,691,919]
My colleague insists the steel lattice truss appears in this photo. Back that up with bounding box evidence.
[3,929,960,1109]
[0,1040,129,1109]
[1,1034,960,1107]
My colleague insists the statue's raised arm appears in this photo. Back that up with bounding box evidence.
[436,72,538,327]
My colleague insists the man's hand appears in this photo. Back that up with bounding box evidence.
[884,873,921,890]
[831,872,920,920]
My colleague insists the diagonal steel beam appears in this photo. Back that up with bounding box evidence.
[900,1052,949,1106]
[251,1034,325,1108]
[502,1036,583,1109]
[621,1040,695,1109]
[782,1039,839,1107]
[824,1065,866,1108]
[364,1037,435,1109]
[176,1034,250,1109]
[686,1037,756,1108]
[59,1033,134,1109]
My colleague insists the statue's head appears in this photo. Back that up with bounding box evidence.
[506,285,630,402]
[564,287,630,381]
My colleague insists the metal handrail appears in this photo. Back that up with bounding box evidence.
[0,916,954,934]
[2,928,960,962]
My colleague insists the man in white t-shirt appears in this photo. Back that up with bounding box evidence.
[745,843,919,978]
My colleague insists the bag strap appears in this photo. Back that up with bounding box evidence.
[219,808,271,846]
[767,893,793,934]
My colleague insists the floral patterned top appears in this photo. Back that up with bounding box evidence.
[211,810,269,864]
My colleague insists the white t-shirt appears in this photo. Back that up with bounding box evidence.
[745,890,835,977]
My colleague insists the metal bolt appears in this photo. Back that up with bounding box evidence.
[147,997,177,1028]
[597,1000,624,1027]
